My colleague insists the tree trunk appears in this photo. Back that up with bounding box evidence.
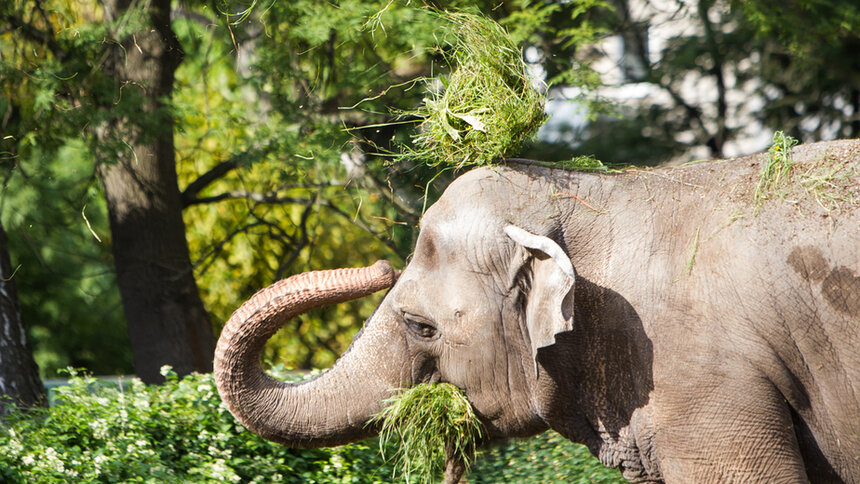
[97,0,215,383]
[0,221,45,414]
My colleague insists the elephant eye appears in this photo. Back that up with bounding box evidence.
[403,314,439,340]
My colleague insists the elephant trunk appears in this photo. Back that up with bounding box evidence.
[214,260,401,447]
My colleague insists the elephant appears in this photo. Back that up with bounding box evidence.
[214,139,860,483]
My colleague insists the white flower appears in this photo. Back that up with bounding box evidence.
[160,365,173,377]
[6,438,23,456]
[89,419,109,439]
[42,447,64,473]
[21,455,35,466]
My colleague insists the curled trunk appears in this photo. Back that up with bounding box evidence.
[214,260,401,447]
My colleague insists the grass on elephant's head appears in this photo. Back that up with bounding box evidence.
[371,382,483,483]
[755,130,799,204]
[394,11,547,169]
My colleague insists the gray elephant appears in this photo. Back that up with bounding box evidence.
[214,139,860,483]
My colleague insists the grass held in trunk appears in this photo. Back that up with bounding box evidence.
[397,12,547,169]
[372,382,483,483]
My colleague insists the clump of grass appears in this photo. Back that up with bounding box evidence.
[559,155,608,171]
[396,12,547,169]
[755,130,799,203]
[507,154,609,172]
[798,150,860,211]
[371,383,484,483]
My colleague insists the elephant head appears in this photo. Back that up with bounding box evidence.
[214,167,593,447]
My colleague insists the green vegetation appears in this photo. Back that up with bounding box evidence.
[3,0,859,380]
[0,368,392,483]
[372,383,483,483]
[473,432,624,484]
[0,370,623,483]
[395,12,547,169]
[755,130,799,203]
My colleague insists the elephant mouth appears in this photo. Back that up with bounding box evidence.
[409,354,441,384]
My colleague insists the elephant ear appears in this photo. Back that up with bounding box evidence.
[504,226,576,369]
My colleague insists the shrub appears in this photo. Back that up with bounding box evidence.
[0,368,622,483]
[0,368,390,483]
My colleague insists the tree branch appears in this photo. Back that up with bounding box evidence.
[180,159,242,207]
[183,190,310,206]
[697,0,727,157]
[185,190,402,255]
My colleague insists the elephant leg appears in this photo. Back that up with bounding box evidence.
[655,373,807,483]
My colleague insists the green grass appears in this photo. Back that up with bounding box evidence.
[371,383,483,483]
[755,130,799,203]
[395,11,547,169]
[472,431,625,483]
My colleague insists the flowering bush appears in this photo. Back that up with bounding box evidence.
[0,367,390,483]
[0,367,622,483]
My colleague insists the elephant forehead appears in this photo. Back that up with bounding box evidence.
[422,208,511,275]
[396,270,476,308]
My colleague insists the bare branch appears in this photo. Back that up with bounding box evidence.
[186,189,403,256]
[180,159,242,207]
[183,190,311,206]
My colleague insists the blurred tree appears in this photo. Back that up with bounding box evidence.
[565,0,860,165]
[93,0,215,382]
[0,0,213,382]
[0,221,45,413]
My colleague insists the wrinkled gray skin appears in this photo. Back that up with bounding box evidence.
[215,140,860,483]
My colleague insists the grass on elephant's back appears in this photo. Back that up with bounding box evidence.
[471,431,625,483]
